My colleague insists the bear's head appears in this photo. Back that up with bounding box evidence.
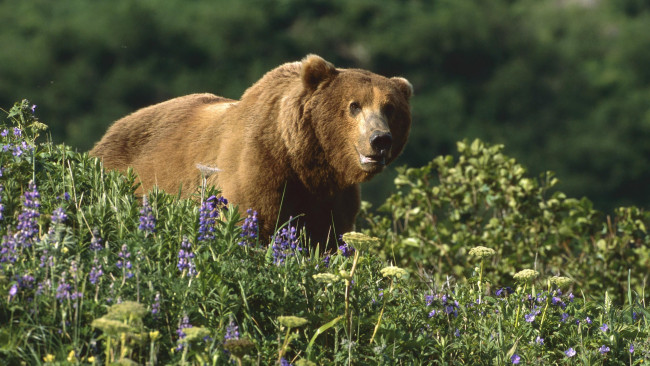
[300,55,413,186]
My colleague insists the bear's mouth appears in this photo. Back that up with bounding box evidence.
[358,152,386,170]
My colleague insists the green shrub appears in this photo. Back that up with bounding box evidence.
[362,139,650,304]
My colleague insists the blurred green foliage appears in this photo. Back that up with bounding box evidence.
[361,139,650,304]
[2,0,650,211]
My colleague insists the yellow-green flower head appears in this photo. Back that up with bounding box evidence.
[149,330,161,341]
[295,360,318,366]
[91,317,136,335]
[278,316,309,328]
[342,232,380,252]
[339,269,352,281]
[380,265,409,279]
[223,338,255,359]
[513,269,539,282]
[67,350,76,362]
[105,301,147,321]
[468,246,496,259]
[182,326,211,342]
[43,354,55,363]
[550,276,573,288]
[313,273,340,284]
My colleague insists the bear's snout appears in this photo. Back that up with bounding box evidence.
[370,131,392,155]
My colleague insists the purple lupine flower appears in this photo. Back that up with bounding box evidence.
[560,313,569,323]
[197,195,227,241]
[175,314,193,350]
[90,229,103,251]
[535,336,544,346]
[0,231,19,268]
[425,294,434,306]
[138,196,156,234]
[13,127,21,137]
[18,274,35,289]
[525,311,537,323]
[280,358,292,366]
[322,255,330,268]
[0,184,4,221]
[338,241,355,258]
[9,284,18,298]
[599,345,610,355]
[511,354,521,364]
[238,209,258,246]
[599,323,608,332]
[151,293,161,318]
[567,292,574,302]
[428,309,437,317]
[0,129,7,137]
[56,274,72,303]
[177,236,197,277]
[629,343,634,353]
[585,316,592,324]
[16,181,41,246]
[50,207,67,224]
[89,258,103,285]
[224,318,240,341]
[272,222,301,265]
[454,328,460,337]
[565,348,576,357]
[116,244,133,279]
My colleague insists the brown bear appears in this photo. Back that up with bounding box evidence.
[90,55,412,247]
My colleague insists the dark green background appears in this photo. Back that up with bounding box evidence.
[2,0,650,212]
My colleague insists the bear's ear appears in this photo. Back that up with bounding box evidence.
[391,77,414,100]
[301,54,338,91]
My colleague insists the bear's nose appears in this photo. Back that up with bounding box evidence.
[370,131,392,153]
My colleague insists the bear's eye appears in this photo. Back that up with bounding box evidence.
[382,104,395,119]
[349,101,362,116]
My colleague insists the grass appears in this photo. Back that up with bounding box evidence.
[0,100,648,365]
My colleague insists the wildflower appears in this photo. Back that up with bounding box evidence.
[223,338,255,359]
[87,356,95,363]
[238,209,258,246]
[428,309,437,317]
[1,231,19,267]
[550,276,573,288]
[565,348,576,357]
[322,255,330,268]
[511,354,521,364]
[524,311,537,323]
[568,292,574,302]
[9,284,18,298]
[13,127,21,137]
[0,185,4,220]
[629,343,634,353]
[278,316,309,328]
[176,315,193,350]
[50,207,67,224]
[149,331,160,341]
[560,313,569,322]
[43,354,55,362]
[454,328,460,337]
[89,229,103,251]
[272,223,301,265]
[151,293,161,318]
[599,323,608,332]
[496,287,513,296]
[312,273,339,284]
[138,196,156,234]
[599,345,610,355]
[338,234,355,257]
[198,195,227,241]
[341,231,379,252]
[89,258,103,285]
[535,336,544,346]
[425,294,434,306]
[177,236,197,277]
[585,316,592,324]
[225,318,240,341]
[16,181,41,245]
[56,274,72,302]
[67,350,76,362]
[513,269,539,282]
[468,246,496,259]
[280,358,292,366]
[116,244,133,279]
[380,265,409,279]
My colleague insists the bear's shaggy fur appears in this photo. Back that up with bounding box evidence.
[90,55,412,247]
